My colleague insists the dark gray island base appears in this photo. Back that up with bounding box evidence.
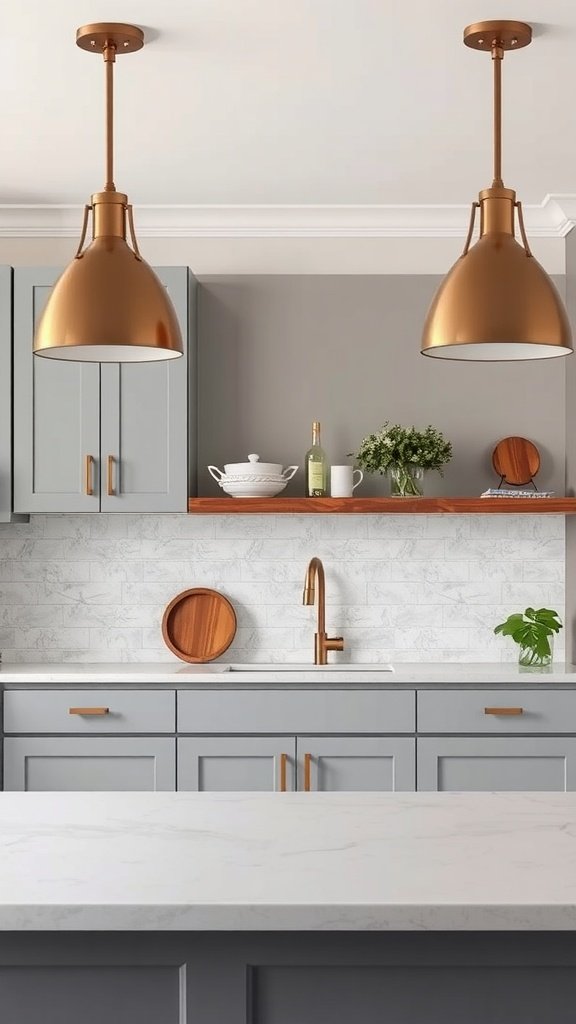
[2,931,576,1024]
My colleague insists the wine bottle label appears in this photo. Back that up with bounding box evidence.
[308,465,325,495]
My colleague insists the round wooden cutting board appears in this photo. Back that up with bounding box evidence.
[492,436,541,487]
[161,588,237,663]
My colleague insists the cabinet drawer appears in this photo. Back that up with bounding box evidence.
[3,690,176,734]
[418,690,576,734]
[177,690,415,734]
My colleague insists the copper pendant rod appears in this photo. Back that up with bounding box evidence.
[103,42,116,192]
[492,41,504,187]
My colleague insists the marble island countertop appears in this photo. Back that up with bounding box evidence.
[1,661,576,688]
[1,791,576,931]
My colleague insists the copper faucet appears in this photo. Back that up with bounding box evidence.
[302,557,344,665]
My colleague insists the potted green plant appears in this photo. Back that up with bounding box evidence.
[351,422,452,497]
[494,607,563,670]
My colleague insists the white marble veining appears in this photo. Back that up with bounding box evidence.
[0,513,565,664]
[1,661,576,687]
[1,791,576,930]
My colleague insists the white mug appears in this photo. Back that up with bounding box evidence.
[330,465,363,498]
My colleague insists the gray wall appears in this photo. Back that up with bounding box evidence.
[198,275,566,497]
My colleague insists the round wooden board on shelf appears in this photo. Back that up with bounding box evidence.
[492,436,541,487]
[161,588,237,663]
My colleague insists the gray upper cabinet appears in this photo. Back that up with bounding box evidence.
[13,268,101,513]
[13,266,194,514]
[99,267,192,512]
[0,266,26,523]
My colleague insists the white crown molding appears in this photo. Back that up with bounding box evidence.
[0,194,574,239]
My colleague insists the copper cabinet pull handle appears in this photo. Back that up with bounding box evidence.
[279,752,288,792]
[84,454,95,496]
[69,707,110,716]
[107,455,115,496]
[304,752,312,792]
[484,707,524,716]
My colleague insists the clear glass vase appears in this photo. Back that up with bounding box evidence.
[518,637,553,671]
[389,465,424,497]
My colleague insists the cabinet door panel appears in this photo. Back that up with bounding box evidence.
[0,966,182,1024]
[298,737,415,792]
[4,737,175,791]
[13,268,100,513]
[178,737,296,791]
[418,737,576,792]
[100,267,190,512]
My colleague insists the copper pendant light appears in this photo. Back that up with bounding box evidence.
[34,23,183,362]
[421,20,572,361]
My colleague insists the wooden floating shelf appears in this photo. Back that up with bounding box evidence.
[188,497,576,515]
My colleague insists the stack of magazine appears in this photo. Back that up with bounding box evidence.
[480,488,554,499]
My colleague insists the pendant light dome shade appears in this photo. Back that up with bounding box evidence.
[35,235,183,362]
[34,24,183,363]
[421,20,572,361]
[422,225,572,361]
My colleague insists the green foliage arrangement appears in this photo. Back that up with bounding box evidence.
[494,607,563,667]
[351,422,453,476]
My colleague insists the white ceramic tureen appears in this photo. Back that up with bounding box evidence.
[207,454,298,498]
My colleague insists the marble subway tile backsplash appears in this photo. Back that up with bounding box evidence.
[0,513,565,664]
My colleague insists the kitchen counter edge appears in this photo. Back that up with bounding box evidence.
[0,662,576,688]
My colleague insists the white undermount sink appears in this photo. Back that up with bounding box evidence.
[226,663,394,673]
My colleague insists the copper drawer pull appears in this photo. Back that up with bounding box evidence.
[304,752,312,792]
[107,455,115,496]
[84,454,95,496]
[484,707,524,716]
[279,752,288,792]
[69,707,110,716]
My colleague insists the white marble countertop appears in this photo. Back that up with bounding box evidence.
[2,791,576,931]
[1,661,576,687]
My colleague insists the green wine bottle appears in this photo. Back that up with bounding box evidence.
[305,421,328,497]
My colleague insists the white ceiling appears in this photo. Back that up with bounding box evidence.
[1,0,575,208]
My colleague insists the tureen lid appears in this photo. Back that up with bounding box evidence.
[223,453,285,476]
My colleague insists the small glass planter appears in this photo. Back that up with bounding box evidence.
[389,465,424,497]
[518,637,553,672]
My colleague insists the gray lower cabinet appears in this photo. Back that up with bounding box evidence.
[177,736,415,792]
[13,266,194,513]
[417,736,576,792]
[5,687,576,794]
[3,737,176,791]
[298,737,415,791]
[178,737,296,791]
